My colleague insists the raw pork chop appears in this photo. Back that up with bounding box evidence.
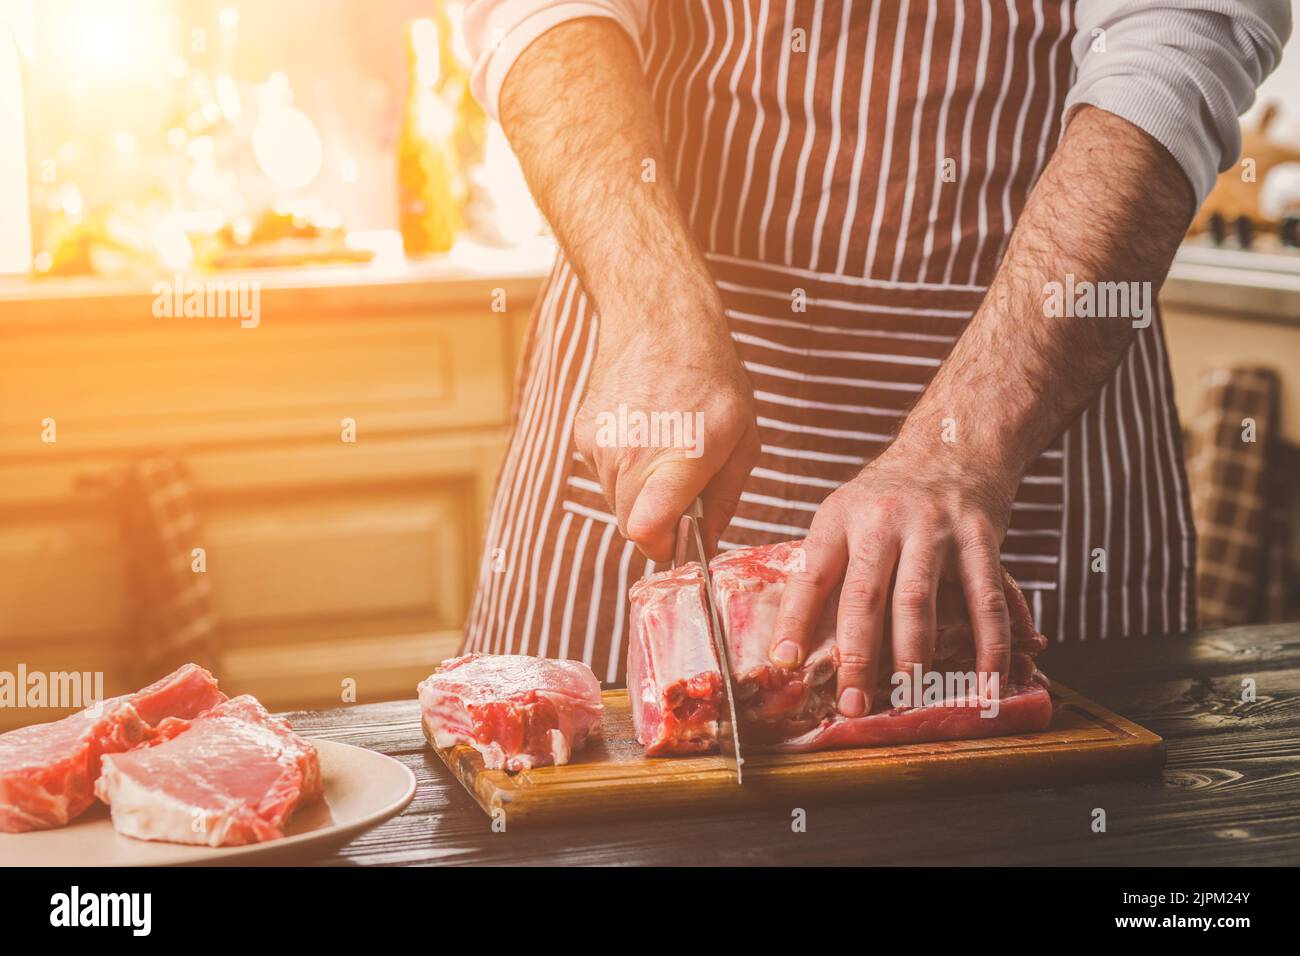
[627,540,1053,754]
[94,695,321,846]
[627,563,724,755]
[0,664,226,832]
[419,654,603,771]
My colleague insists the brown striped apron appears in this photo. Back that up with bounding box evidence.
[463,0,1197,684]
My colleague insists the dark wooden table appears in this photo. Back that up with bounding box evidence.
[286,622,1300,865]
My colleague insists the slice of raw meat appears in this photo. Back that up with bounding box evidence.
[94,695,321,846]
[419,654,603,771]
[769,677,1054,752]
[627,563,723,755]
[711,541,838,741]
[0,664,226,832]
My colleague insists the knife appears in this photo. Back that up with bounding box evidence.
[673,497,745,784]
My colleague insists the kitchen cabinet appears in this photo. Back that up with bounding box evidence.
[0,260,544,729]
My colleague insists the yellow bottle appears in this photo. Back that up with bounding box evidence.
[398,18,462,256]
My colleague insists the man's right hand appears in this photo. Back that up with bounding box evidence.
[493,16,759,559]
[573,291,759,563]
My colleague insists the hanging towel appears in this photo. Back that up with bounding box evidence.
[80,453,223,680]
[1186,366,1289,627]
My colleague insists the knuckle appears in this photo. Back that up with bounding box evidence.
[841,582,887,615]
[801,515,837,547]
[856,505,890,532]
[872,494,901,515]
[957,516,996,548]
[789,567,835,595]
[848,529,891,565]
[892,580,933,612]
[912,500,945,527]
[975,588,1010,619]
[836,649,874,671]
[813,493,848,527]
[622,519,655,545]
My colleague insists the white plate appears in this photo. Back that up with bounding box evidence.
[0,739,416,866]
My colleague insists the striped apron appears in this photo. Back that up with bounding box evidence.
[464,0,1197,684]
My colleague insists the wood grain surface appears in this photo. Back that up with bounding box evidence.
[281,622,1300,866]
[423,683,1163,825]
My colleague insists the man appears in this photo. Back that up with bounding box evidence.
[460,1,1290,717]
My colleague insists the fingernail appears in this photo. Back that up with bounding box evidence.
[772,640,802,667]
[838,687,867,718]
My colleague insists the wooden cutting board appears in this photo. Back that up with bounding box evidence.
[425,682,1163,826]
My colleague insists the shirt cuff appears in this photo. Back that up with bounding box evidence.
[1064,2,1290,209]
[1064,72,1227,209]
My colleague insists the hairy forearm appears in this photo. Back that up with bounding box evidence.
[892,105,1196,497]
[499,18,720,339]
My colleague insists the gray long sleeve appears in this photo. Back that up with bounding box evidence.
[1067,0,1292,206]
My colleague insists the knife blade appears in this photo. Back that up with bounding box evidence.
[673,497,745,784]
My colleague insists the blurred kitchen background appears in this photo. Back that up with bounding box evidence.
[0,0,1297,729]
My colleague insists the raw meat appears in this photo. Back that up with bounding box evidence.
[0,664,226,833]
[94,695,321,846]
[711,541,839,741]
[419,654,603,771]
[626,540,1053,755]
[627,563,724,755]
[771,679,1053,752]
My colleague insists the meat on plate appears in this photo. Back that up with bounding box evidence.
[0,664,321,845]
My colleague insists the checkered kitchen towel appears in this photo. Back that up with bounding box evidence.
[80,453,223,681]
[1186,367,1290,627]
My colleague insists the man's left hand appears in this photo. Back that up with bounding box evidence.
[767,441,1017,718]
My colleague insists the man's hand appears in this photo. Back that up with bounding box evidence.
[770,442,1016,717]
[498,18,757,559]
[573,291,759,561]
[769,105,1196,716]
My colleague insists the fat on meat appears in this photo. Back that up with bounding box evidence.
[0,664,226,833]
[418,654,603,771]
[627,563,724,755]
[94,695,322,846]
[627,540,1053,755]
[711,541,840,741]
